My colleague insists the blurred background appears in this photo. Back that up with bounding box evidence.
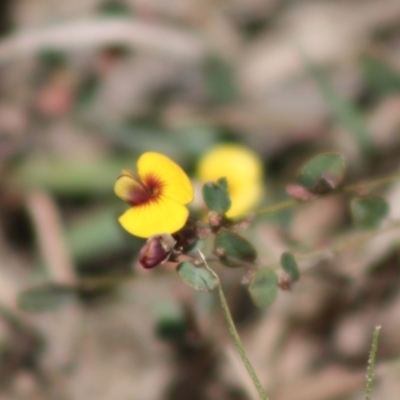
[1,0,400,399]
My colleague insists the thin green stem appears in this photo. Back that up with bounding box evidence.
[255,199,298,217]
[254,171,400,218]
[197,251,269,400]
[217,282,269,400]
[366,326,381,400]
[287,219,400,276]
[343,172,400,193]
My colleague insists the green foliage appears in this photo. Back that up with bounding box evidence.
[155,317,187,341]
[297,152,345,193]
[202,177,232,214]
[214,229,257,266]
[102,121,217,158]
[39,50,67,68]
[248,269,279,308]
[307,62,374,155]
[66,206,133,263]
[205,55,238,104]
[15,156,131,196]
[18,284,76,313]
[280,252,300,282]
[154,302,188,341]
[361,56,400,95]
[99,1,131,16]
[351,196,389,229]
[177,262,218,292]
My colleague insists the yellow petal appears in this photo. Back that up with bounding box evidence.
[226,182,262,218]
[118,196,189,238]
[198,144,263,187]
[138,152,193,204]
[198,144,264,217]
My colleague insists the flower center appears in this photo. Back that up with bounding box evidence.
[127,173,163,206]
[144,174,162,197]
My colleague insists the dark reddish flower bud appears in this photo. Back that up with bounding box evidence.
[172,219,199,253]
[139,234,176,269]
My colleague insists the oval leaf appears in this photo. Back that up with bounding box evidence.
[351,196,389,229]
[214,229,257,267]
[280,252,300,282]
[18,284,77,313]
[248,269,279,308]
[298,152,345,193]
[202,177,232,214]
[177,262,218,292]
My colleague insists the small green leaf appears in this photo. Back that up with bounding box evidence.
[248,269,279,308]
[351,196,389,229]
[202,177,232,214]
[280,252,300,282]
[214,229,257,267]
[18,284,77,313]
[298,152,345,193]
[177,262,218,292]
[361,56,400,95]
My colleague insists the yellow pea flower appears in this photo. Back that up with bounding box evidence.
[197,144,263,218]
[114,152,194,238]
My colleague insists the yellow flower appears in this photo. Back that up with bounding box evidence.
[197,144,263,217]
[114,152,194,238]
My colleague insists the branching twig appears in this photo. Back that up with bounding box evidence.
[255,172,400,217]
[197,250,269,400]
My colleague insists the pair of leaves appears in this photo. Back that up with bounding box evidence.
[178,250,301,309]
[177,259,282,309]
[177,259,280,309]
[248,252,300,308]
[293,154,389,228]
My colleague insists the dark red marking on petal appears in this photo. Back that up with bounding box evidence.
[126,187,151,206]
[143,173,165,198]
[118,171,152,206]
[124,172,165,206]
